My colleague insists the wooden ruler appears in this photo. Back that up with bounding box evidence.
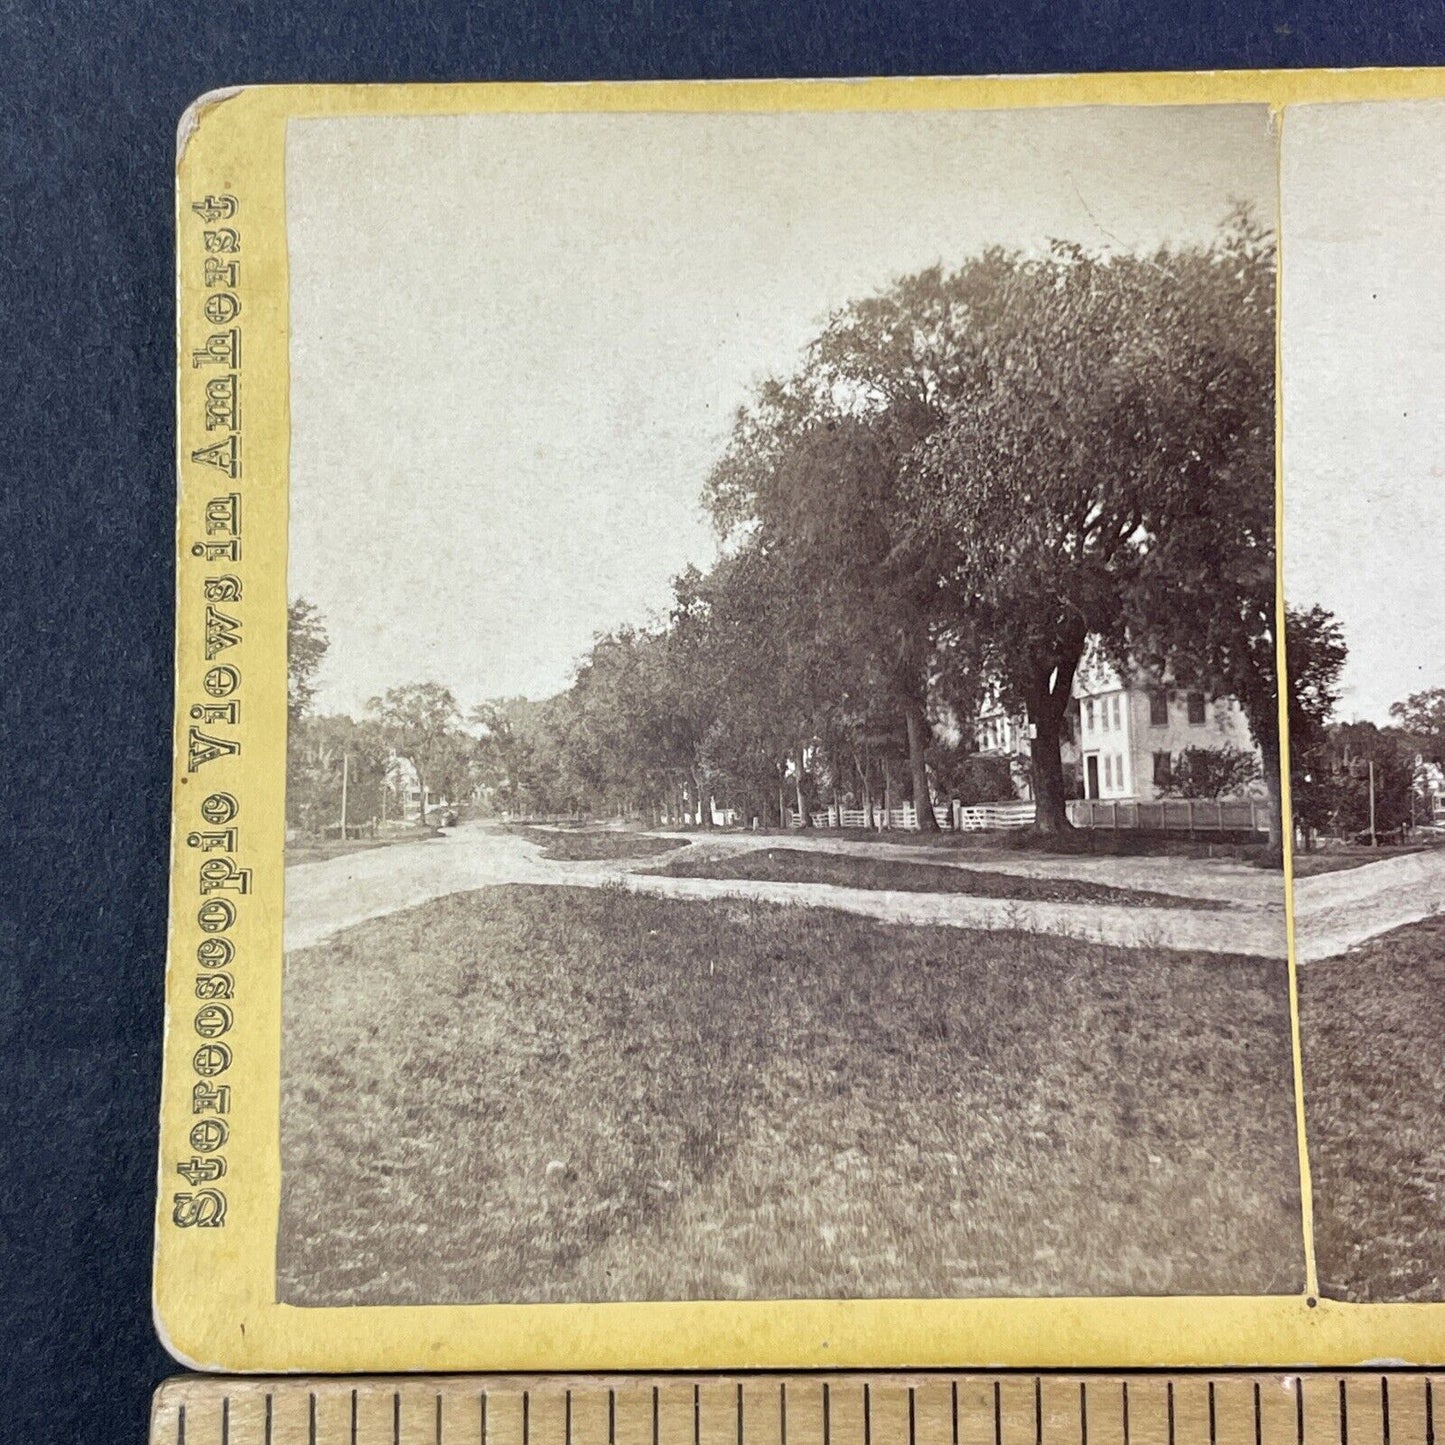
[151,1373,1440,1445]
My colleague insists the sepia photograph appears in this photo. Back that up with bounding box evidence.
[277,103,1302,1307]
[1284,100,1445,1303]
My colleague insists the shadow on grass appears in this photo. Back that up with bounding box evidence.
[279,885,1303,1306]
[652,846,1232,910]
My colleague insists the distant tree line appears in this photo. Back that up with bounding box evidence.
[289,212,1283,839]
[1287,604,1445,846]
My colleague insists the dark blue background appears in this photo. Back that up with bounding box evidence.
[3,5,1443,1441]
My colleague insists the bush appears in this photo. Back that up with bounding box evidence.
[1160,745,1260,800]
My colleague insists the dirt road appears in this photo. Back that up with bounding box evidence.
[285,821,1285,956]
[1293,847,1445,961]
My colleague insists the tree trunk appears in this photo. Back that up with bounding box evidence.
[1028,704,1072,834]
[416,765,427,826]
[1258,732,1284,858]
[904,703,940,832]
[793,747,811,828]
[1239,694,1284,860]
[692,771,712,829]
[1025,634,1086,835]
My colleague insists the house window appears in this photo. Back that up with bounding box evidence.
[1104,754,1113,789]
[1153,751,1172,788]
[1100,698,1110,732]
[1112,695,1122,729]
[1187,691,1206,725]
[1116,755,1125,791]
[1149,689,1168,726]
[1085,699,1095,732]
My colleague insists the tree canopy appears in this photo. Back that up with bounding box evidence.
[288,213,1289,841]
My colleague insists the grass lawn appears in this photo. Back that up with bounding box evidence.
[285,827,438,866]
[279,885,1303,1306]
[1299,914,1445,1302]
[654,846,1229,910]
[688,825,1274,865]
[505,824,691,861]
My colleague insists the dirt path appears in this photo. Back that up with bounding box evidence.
[1293,847,1445,962]
[286,820,1284,956]
[622,872,1283,955]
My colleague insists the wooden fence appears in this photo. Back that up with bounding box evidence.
[1065,798,1271,835]
[787,797,1270,835]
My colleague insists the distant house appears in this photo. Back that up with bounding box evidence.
[1415,757,1445,823]
[384,752,448,823]
[975,648,1264,803]
[973,705,1077,801]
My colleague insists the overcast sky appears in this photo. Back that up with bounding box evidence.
[287,104,1277,717]
[1283,101,1445,725]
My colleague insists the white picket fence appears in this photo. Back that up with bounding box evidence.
[789,800,1036,832]
[786,797,1269,835]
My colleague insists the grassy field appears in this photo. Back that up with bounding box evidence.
[654,846,1229,909]
[505,825,691,861]
[278,885,1303,1306]
[285,827,438,866]
[1299,914,1445,1302]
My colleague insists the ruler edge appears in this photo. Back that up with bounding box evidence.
[150,1369,1445,1443]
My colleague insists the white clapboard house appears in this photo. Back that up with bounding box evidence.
[975,649,1265,804]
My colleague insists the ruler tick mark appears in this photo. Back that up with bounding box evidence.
[1209,1382,1217,1445]
[351,1388,359,1445]
[824,1382,832,1445]
[568,1389,574,1445]
[1340,1379,1349,1445]
[178,1403,186,1445]
[865,1383,872,1445]
[1426,1379,1436,1445]
[952,1381,959,1445]
[1295,1377,1305,1445]
[1081,1381,1089,1445]
[525,1391,532,1445]
[482,1392,488,1445]
[781,1381,788,1445]
[909,1387,917,1445]
[995,1382,1003,1445]
[1253,1383,1262,1445]
[1036,1377,1043,1445]
[1122,1381,1130,1445]
[739,1381,745,1445]
[394,1390,402,1445]
[223,1396,231,1445]
[1380,1378,1390,1445]
[437,1393,444,1445]
[609,1389,616,1445]
[1168,1381,1176,1445]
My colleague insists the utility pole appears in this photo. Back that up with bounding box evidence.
[340,751,350,841]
